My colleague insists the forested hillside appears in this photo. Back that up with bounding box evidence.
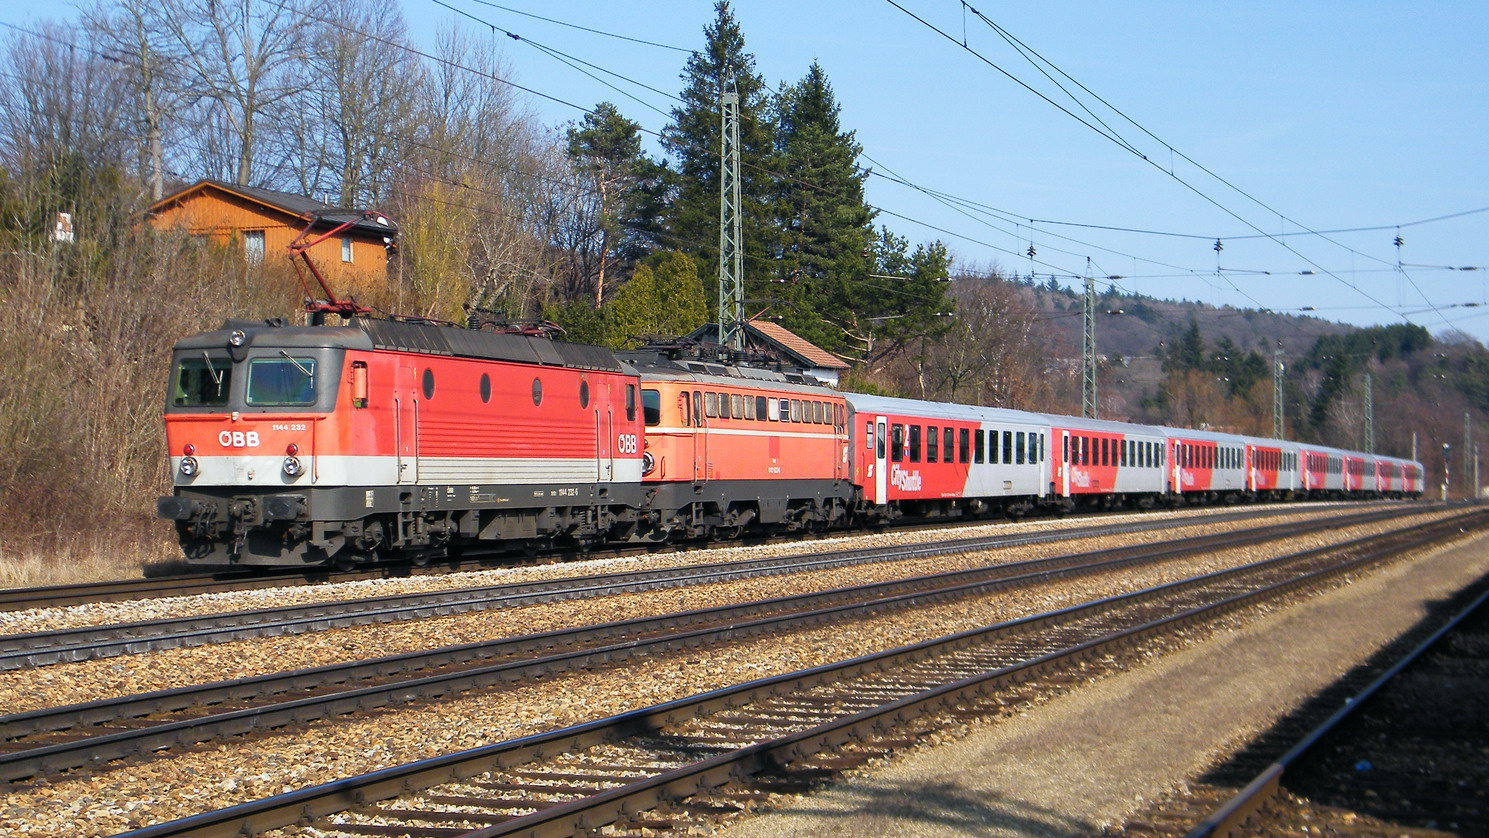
[0,1,1483,575]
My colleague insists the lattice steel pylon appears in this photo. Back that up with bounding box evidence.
[1273,346,1285,439]
[1364,371,1374,453]
[1081,270,1097,419]
[717,80,745,350]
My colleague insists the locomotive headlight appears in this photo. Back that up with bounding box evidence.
[282,456,303,477]
[228,329,247,347]
[179,456,199,477]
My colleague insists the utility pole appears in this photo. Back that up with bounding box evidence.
[1465,412,1473,496]
[1082,264,1097,419]
[717,79,744,350]
[1363,371,1374,453]
[1272,344,1285,439]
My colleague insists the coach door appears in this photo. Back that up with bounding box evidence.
[1060,430,1071,497]
[875,416,888,501]
[394,363,419,484]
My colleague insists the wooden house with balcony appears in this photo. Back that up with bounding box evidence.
[146,180,398,294]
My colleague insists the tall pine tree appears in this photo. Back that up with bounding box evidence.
[659,2,776,317]
[769,62,876,353]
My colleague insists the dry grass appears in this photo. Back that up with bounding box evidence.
[0,527,180,588]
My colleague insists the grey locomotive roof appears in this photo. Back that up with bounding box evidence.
[173,318,626,373]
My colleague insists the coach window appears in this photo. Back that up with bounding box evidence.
[1040,434,1046,462]
[927,426,939,463]
[1015,431,1026,465]
[959,428,970,464]
[642,389,661,426]
[944,428,955,462]
[909,425,922,462]
[974,429,985,463]
[1002,430,1013,464]
[865,421,874,449]
[892,424,905,462]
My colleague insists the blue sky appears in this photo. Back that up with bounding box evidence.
[6,1,1487,345]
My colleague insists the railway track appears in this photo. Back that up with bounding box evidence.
[0,503,1388,614]
[111,506,1484,838]
[0,507,1418,785]
[0,504,1403,671]
[1182,573,1489,837]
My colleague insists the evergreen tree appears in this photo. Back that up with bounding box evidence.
[598,251,708,349]
[659,2,776,311]
[768,62,876,352]
[564,102,660,304]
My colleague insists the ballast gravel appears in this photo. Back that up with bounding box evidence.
[0,508,1455,837]
[0,506,1422,715]
[0,503,1363,637]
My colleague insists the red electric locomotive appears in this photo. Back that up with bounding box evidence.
[157,317,646,565]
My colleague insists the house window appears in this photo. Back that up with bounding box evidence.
[341,236,354,263]
[243,230,265,264]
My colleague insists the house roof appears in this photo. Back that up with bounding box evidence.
[746,319,850,370]
[149,179,398,237]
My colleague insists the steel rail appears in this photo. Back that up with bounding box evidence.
[1184,581,1489,837]
[0,506,1408,783]
[0,505,1345,613]
[112,509,1486,838]
[0,504,1393,670]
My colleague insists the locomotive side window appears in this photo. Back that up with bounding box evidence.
[246,357,318,406]
[479,373,491,404]
[705,392,718,418]
[642,389,661,426]
[681,390,691,424]
[693,391,703,426]
[756,396,767,420]
[422,368,435,400]
[778,398,790,422]
[626,384,637,421]
[531,377,543,406]
[731,394,744,419]
[744,395,756,420]
[172,355,233,406]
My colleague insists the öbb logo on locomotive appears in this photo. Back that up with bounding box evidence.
[157,316,1424,568]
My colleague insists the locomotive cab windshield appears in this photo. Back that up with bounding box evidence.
[166,346,344,412]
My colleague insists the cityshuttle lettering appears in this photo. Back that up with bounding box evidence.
[890,464,923,492]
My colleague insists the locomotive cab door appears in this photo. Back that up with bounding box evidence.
[394,363,419,484]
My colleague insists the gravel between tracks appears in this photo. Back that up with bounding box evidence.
[0,504,1361,637]
[0,506,1417,715]
[0,507,1453,837]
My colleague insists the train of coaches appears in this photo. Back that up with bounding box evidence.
[156,316,1423,567]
